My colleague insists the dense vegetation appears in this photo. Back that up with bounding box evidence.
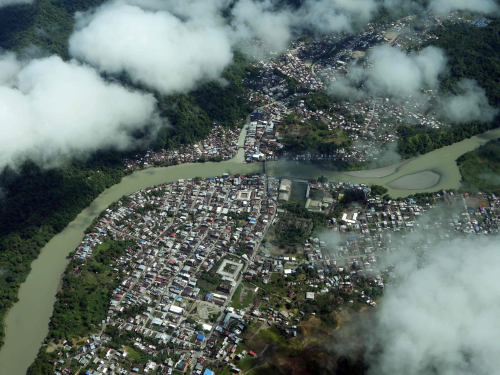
[155,53,254,150]
[428,21,500,105]
[49,239,134,341]
[457,138,500,194]
[396,121,497,158]
[0,0,107,59]
[0,154,126,347]
[27,239,134,375]
[398,20,500,158]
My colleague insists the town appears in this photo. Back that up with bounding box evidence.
[241,11,457,164]
[44,170,500,375]
[26,7,500,375]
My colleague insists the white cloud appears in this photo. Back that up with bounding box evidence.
[438,79,498,124]
[330,45,447,98]
[231,0,382,54]
[68,0,389,92]
[370,236,500,375]
[0,54,160,169]
[0,52,21,85]
[69,0,235,95]
[0,0,32,9]
[297,0,380,33]
[429,0,499,14]
[231,0,295,53]
[365,45,447,97]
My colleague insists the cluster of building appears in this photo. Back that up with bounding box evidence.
[123,125,241,171]
[243,101,290,161]
[49,166,500,375]
[239,13,450,164]
[466,17,492,28]
[65,174,279,374]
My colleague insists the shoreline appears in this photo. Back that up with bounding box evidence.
[387,171,441,191]
[341,158,414,178]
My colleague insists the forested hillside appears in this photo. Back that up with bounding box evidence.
[0,154,126,347]
[398,20,500,158]
[0,0,107,58]
[457,138,500,194]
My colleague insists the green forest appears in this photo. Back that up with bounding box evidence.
[0,154,126,348]
[398,20,500,158]
[49,239,135,341]
[457,138,500,194]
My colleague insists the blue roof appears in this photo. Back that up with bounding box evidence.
[203,370,213,375]
[196,334,205,340]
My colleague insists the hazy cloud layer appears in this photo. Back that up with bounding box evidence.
[369,236,500,375]
[231,0,295,53]
[69,0,234,95]
[366,45,447,96]
[0,54,160,169]
[69,0,389,94]
[232,0,382,52]
[429,0,499,14]
[330,45,497,124]
[438,79,499,123]
[0,0,32,8]
[330,45,447,99]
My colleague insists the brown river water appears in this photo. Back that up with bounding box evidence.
[1,127,499,374]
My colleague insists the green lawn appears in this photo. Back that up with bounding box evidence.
[232,286,254,309]
[125,347,142,362]
[92,240,112,256]
[238,356,258,372]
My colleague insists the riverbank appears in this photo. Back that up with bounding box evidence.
[342,159,413,178]
[2,126,500,375]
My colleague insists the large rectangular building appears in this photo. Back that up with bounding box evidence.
[279,179,291,193]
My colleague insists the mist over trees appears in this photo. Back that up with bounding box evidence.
[397,20,500,158]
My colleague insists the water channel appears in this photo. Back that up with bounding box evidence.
[1,126,500,374]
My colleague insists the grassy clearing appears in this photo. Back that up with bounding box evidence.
[238,356,258,372]
[125,346,142,362]
[231,285,243,308]
[196,279,218,294]
[92,240,112,256]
